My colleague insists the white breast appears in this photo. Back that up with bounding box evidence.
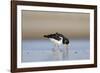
[49,38,63,45]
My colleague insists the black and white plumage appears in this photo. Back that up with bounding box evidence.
[44,32,69,47]
[44,32,70,59]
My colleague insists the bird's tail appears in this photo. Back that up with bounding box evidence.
[44,35,49,38]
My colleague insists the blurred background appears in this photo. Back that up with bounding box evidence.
[21,10,90,62]
[22,10,90,39]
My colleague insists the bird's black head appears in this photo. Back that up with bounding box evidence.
[64,39,69,45]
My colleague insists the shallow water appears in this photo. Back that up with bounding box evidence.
[22,39,90,62]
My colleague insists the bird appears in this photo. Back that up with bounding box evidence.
[44,32,70,59]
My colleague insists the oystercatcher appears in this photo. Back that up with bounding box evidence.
[44,32,69,47]
[44,32,70,59]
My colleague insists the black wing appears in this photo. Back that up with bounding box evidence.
[44,33,61,41]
